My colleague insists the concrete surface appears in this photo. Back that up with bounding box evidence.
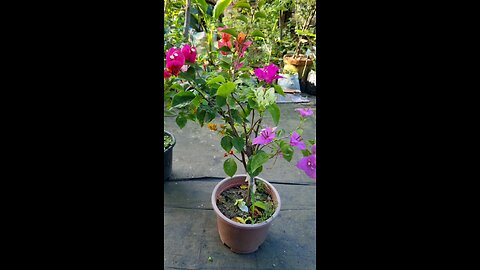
[164,98,317,184]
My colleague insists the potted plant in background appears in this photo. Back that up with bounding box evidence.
[164,0,316,253]
[164,130,176,180]
[281,0,316,94]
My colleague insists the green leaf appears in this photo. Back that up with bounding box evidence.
[248,150,270,173]
[169,83,184,91]
[206,111,216,122]
[301,149,312,157]
[172,91,196,108]
[267,103,280,126]
[232,137,245,152]
[164,110,176,117]
[219,28,238,37]
[251,30,265,38]
[295,29,316,37]
[223,158,237,177]
[196,109,206,127]
[279,141,294,162]
[237,14,249,23]
[272,84,285,96]
[207,75,226,85]
[249,165,262,178]
[234,1,251,9]
[239,73,251,79]
[296,129,303,135]
[253,201,267,210]
[176,114,187,129]
[254,11,266,20]
[216,95,227,107]
[238,106,251,119]
[216,82,235,97]
[193,0,208,15]
[230,109,243,124]
[213,0,233,19]
[221,136,233,152]
[178,66,196,81]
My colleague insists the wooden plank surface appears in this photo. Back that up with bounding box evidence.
[164,179,316,270]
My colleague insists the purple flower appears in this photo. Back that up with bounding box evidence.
[295,108,314,117]
[290,131,306,150]
[181,44,197,63]
[254,64,284,84]
[252,127,276,145]
[296,154,316,179]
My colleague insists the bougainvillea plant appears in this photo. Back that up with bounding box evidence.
[164,0,315,223]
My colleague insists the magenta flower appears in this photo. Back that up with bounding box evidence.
[296,154,316,179]
[290,131,306,150]
[165,47,185,76]
[181,44,197,63]
[252,127,276,145]
[254,64,284,84]
[295,108,314,117]
[164,70,171,79]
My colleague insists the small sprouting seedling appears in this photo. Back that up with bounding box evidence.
[208,256,213,262]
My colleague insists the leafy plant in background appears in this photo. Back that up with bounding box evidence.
[164,0,316,223]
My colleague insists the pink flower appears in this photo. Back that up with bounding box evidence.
[217,26,232,55]
[290,131,306,150]
[165,47,185,76]
[233,61,243,70]
[254,64,284,84]
[296,154,316,179]
[252,127,276,145]
[181,44,197,63]
[295,108,314,117]
[164,70,171,79]
[234,40,252,58]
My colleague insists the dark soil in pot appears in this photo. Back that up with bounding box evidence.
[216,179,276,224]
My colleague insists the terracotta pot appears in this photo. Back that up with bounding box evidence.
[211,175,281,254]
[283,54,314,81]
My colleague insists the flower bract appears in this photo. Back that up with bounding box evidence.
[252,127,276,145]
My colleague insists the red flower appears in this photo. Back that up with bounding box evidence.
[234,32,251,58]
[165,47,185,76]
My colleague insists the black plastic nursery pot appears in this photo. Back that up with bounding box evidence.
[164,130,176,180]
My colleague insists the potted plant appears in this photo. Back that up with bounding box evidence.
[164,0,316,253]
[164,130,176,180]
[281,0,316,92]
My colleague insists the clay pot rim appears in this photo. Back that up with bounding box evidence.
[283,53,314,60]
[211,174,281,229]
[164,130,176,152]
